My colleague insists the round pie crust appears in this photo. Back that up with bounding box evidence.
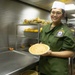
[29,43,50,55]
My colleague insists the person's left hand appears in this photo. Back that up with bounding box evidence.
[41,50,52,56]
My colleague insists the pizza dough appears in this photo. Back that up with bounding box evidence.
[29,43,50,55]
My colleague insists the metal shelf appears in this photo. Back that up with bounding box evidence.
[15,24,41,51]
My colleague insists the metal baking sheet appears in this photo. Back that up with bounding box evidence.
[0,51,39,75]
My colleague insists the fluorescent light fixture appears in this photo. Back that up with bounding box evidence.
[68,18,75,20]
[65,4,75,10]
[71,14,75,17]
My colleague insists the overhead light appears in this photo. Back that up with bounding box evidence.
[65,4,75,10]
[71,14,75,17]
[68,18,75,20]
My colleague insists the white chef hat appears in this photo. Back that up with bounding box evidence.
[52,1,65,10]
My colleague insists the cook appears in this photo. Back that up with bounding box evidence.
[38,1,75,75]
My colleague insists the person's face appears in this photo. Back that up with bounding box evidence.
[50,8,63,24]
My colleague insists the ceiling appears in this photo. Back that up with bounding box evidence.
[18,0,75,19]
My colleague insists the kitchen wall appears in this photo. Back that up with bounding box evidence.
[0,0,50,52]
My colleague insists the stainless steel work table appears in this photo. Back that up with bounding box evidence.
[0,51,39,75]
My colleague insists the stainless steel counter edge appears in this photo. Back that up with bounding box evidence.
[6,62,39,75]
[0,51,40,75]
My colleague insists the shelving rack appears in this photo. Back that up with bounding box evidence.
[15,24,41,51]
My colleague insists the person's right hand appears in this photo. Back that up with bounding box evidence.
[41,50,52,56]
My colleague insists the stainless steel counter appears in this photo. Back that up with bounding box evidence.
[0,51,39,75]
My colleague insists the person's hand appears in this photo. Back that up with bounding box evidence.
[41,50,52,56]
